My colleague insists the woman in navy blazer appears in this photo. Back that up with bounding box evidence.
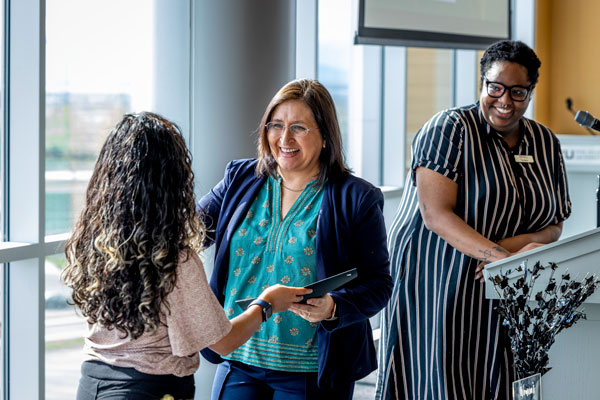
[199,79,392,399]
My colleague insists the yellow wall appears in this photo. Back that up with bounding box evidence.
[534,0,600,134]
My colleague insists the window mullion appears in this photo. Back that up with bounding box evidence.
[6,0,44,399]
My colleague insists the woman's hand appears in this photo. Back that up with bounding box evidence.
[288,293,335,323]
[474,241,546,283]
[259,284,312,313]
[497,223,562,253]
[474,261,490,283]
[210,284,312,356]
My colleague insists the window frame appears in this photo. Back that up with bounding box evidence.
[2,0,49,398]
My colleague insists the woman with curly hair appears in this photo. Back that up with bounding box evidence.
[62,112,310,400]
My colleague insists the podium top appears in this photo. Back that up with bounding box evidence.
[483,227,600,304]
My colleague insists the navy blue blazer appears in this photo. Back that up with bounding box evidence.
[198,159,392,388]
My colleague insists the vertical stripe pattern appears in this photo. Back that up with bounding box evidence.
[376,103,571,400]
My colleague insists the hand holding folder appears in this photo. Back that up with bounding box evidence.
[235,268,358,309]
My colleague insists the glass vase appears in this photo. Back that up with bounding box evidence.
[512,373,542,400]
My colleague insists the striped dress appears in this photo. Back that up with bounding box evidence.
[376,103,571,400]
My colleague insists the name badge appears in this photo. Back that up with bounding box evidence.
[514,154,534,163]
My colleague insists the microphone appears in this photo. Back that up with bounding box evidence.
[575,110,600,132]
[567,98,596,135]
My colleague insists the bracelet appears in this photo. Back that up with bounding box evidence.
[324,301,337,321]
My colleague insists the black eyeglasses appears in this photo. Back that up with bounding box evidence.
[483,77,533,102]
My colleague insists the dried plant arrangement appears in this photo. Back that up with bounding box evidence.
[490,261,600,379]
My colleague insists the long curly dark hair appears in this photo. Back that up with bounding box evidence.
[62,112,203,339]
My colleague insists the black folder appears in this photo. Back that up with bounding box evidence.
[235,268,358,310]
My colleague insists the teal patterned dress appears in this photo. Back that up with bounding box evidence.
[221,176,324,372]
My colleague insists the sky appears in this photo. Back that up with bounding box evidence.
[45,0,154,110]
[318,0,352,76]
[44,0,355,111]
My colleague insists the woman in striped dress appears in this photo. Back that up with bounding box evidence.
[376,40,571,400]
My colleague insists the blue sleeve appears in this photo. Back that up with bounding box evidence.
[197,161,233,247]
[324,186,392,331]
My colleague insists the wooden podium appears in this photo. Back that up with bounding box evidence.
[483,227,600,399]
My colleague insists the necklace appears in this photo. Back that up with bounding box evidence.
[281,182,304,192]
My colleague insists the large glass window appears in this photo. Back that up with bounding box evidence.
[316,3,457,187]
[45,0,154,235]
[405,48,453,171]
[45,1,155,398]
[45,254,84,400]
[317,0,352,146]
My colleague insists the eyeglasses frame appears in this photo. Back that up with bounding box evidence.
[483,77,534,102]
[265,121,318,138]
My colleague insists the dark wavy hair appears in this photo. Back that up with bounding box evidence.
[62,112,203,339]
[256,79,350,186]
[480,40,542,86]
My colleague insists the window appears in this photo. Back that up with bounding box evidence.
[405,48,453,171]
[307,3,482,227]
[45,0,155,236]
[45,254,84,400]
[317,0,352,146]
[316,3,456,188]
[44,1,155,398]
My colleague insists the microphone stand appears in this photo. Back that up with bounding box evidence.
[566,97,597,135]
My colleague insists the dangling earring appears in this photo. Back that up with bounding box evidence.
[322,141,326,149]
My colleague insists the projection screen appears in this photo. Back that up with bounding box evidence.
[355,0,511,49]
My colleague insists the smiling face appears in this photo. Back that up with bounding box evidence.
[267,99,325,179]
[480,61,533,139]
